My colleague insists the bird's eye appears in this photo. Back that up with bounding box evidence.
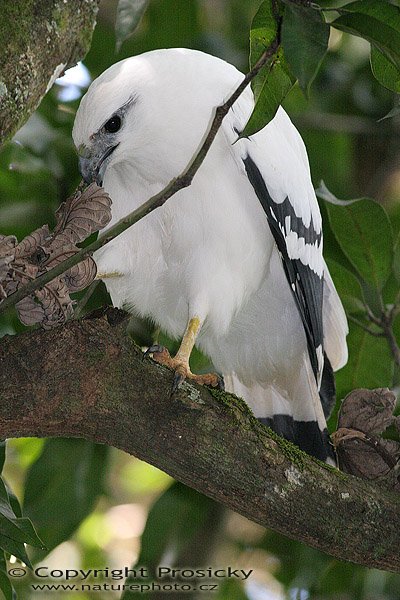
[104,115,121,133]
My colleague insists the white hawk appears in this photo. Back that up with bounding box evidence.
[73,49,348,462]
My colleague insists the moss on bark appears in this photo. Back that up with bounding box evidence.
[0,308,400,573]
[0,0,99,143]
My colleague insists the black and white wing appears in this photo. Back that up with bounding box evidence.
[240,108,325,384]
[243,153,324,382]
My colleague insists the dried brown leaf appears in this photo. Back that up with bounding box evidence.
[16,295,46,326]
[64,257,97,292]
[0,235,17,281]
[0,235,17,256]
[41,242,78,269]
[334,388,400,491]
[337,388,396,435]
[36,278,74,329]
[2,278,18,297]
[1,262,39,300]
[1,182,110,329]
[53,182,112,244]
[14,225,50,259]
[14,269,74,329]
[395,416,400,435]
[334,432,400,487]
[0,255,14,282]
[14,262,39,281]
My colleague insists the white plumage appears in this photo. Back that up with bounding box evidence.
[73,49,348,461]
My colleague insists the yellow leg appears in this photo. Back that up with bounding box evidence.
[174,316,201,364]
[145,316,223,391]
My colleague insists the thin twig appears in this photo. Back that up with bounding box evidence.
[362,296,400,367]
[282,0,315,7]
[348,315,385,338]
[381,314,400,368]
[0,42,279,316]
[365,304,383,327]
[294,112,400,137]
[389,291,400,321]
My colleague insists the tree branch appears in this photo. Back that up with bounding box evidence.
[381,315,400,368]
[0,0,99,144]
[0,43,278,315]
[1,309,399,573]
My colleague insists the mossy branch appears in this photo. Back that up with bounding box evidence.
[1,308,400,573]
[0,0,100,143]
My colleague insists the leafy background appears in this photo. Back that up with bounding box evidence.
[1,0,400,598]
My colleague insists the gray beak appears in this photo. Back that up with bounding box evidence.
[78,156,96,185]
[78,143,119,186]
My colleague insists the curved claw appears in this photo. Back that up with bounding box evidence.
[142,344,165,361]
[171,369,225,394]
[171,371,186,396]
[215,374,225,391]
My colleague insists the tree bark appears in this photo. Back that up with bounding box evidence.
[0,0,99,144]
[0,308,399,573]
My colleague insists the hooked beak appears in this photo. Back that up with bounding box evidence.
[78,143,119,185]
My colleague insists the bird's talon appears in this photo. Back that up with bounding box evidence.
[216,374,225,390]
[184,371,224,389]
[171,370,186,395]
[148,343,165,354]
[143,344,167,360]
[144,344,222,393]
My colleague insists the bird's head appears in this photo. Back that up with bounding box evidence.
[72,49,243,187]
[72,56,144,186]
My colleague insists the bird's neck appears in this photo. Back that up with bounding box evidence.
[103,161,167,226]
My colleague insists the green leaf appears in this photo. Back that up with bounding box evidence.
[0,553,15,600]
[0,532,32,569]
[23,439,109,560]
[331,1,400,73]
[261,530,330,588]
[5,489,21,521]
[325,259,365,315]
[121,482,220,599]
[115,0,149,52]
[323,193,393,290]
[241,1,295,138]
[241,55,295,138]
[9,519,42,550]
[335,321,394,401]
[0,566,14,600]
[0,478,43,566]
[281,4,329,95]
[319,199,356,274]
[394,232,400,284]
[0,480,15,522]
[0,478,23,530]
[216,580,249,600]
[138,482,216,571]
[371,46,400,93]
[249,0,277,70]
[338,0,400,30]
[0,442,5,474]
[0,515,43,550]
[311,559,366,598]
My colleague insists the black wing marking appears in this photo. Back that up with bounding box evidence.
[258,416,334,462]
[319,352,336,418]
[243,154,324,382]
